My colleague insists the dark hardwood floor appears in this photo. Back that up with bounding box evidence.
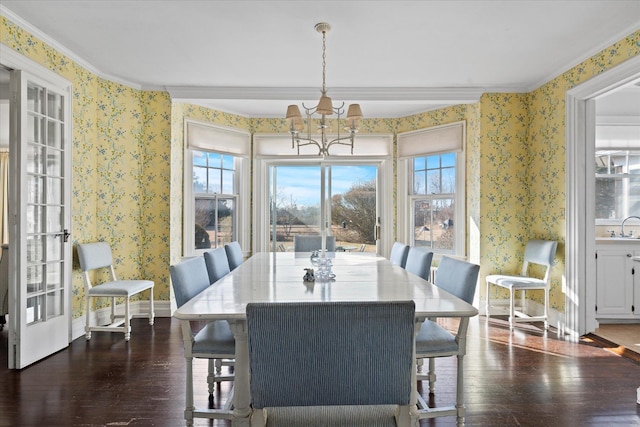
[1,316,639,427]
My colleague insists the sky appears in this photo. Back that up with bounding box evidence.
[273,165,376,207]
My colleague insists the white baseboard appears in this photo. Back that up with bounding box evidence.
[71,300,173,341]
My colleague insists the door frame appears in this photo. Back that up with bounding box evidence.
[565,54,640,338]
[1,45,73,368]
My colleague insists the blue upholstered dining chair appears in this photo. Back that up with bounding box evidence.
[224,241,244,271]
[403,247,434,281]
[203,247,231,284]
[389,241,410,267]
[414,256,479,425]
[485,239,557,330]
[76,242,154,341]
[246,301,416,427]
[170,257,235,407]
[293,235,337,252]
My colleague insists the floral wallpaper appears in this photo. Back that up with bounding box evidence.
[2,12,639,322]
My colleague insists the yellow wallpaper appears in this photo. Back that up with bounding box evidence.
[1,16,172,317]
[2,12,639,321]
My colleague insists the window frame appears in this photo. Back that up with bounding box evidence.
[397,121,466,259]
[183,119,250,258]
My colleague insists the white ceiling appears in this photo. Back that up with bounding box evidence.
[1,1,640,118]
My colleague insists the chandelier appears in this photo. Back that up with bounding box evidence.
[286,22,363,156]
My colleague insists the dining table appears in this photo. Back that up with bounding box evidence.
[173,251,478,426]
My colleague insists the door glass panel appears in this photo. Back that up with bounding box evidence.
[47,148,62,176]
[26,265,44,294]
[47,121,63,149]
[270,164,377,252]
[46,206,62,232]
[47,91,63,120]
[27,84,45,114]
[27,175,43,204]
[26,140,44,174]
[27,205,43,233]
[46,176,62,203]
[46,290,63,317]
[27,235,44,263]
[46,235,62,262]
[26,295,45,325]
[47,263,62,290]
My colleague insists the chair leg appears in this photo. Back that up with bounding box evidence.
[428,357,436,394]
[208,358,216,408]
[455,354,466,427]
[110,297,116,323]
[543,287,549,330]
[85,295,91,340]
[509,288,515,330]
[148,287,155,325]
[124,298,131,341]
[185,356,195,427]
[485,281,491,319]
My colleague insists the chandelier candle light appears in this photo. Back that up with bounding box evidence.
[286,23,363,156]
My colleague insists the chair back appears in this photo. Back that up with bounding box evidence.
[522,240,557,282]
[170,257,211,308]
[247,301,415,409]
[389,242,410,267]
[404,247,434,281]
[293,235,337,252]
[434,257,480,304]
[77,242,113,272]
[203,247,231,284]
[224,241,244,271]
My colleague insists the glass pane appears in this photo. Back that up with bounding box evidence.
[46,262,62,291]
[427,155,440,169]
[629,154,640,174]
[207,152,221,168]
[27,205,43,234]
[413,199,431,248]
[596,177,618,219]
[29,114,44,144]
[46,235,62,263]
[27,84,44,114]
[194,197,215,250]
[441,153,456,168]
[414,157,425,171]
[270,165,321,249]
[47,121,63,149]
[46,177,62,204]
[432,198,455,251]
[193,166,207,192]
[222,170,234,194]
[222,155,234,170]
[26,140,44,174]
[27,175,43,204]
[46,290,64,318]
[26,295,44,325]
[216,198,235,247]
[441,167,456,193]
[413,171,426,195]
[27,235,44,264]
[47,91,63,120]
[193,150,207,167]
[47,148,62,177]
[46,206,62,232]
[207,168,221,193]
[26,265,44,294]
[427,169,439,194]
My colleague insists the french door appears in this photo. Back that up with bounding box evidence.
[268,163,379,253]
[9,69,72,368]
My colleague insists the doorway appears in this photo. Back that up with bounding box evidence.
[566,55,640,338]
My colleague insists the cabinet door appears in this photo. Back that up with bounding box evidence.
[596,249,634,317]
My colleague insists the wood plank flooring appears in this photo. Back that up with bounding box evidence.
[1,316,639,427]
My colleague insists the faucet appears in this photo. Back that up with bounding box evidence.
[621,216,640,237]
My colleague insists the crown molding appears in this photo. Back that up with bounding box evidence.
[166,86,487,103]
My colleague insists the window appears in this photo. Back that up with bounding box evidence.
[397,121,465,257]
[183,120,250,257]
[595,150,640,220]
[411,153,456,252]
[192,151,237,249]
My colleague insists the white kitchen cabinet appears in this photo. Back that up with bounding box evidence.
[595,243,639,319]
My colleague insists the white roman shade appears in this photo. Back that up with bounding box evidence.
[397,121,465,159]
[254,134,392,157]
[595,125,640,150]
[186,120,250,156]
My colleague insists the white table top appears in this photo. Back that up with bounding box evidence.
[174,252,478,321]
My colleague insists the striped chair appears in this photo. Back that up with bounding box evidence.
[246,301,416,426]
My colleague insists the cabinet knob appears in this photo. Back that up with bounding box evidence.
[628,253,633,257]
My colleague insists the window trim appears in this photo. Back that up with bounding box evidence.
[183,119,250,258]
[397,121,466,259]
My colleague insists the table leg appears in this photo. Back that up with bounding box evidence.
[228,320,251,426]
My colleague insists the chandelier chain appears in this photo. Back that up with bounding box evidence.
[321,29,327,94]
